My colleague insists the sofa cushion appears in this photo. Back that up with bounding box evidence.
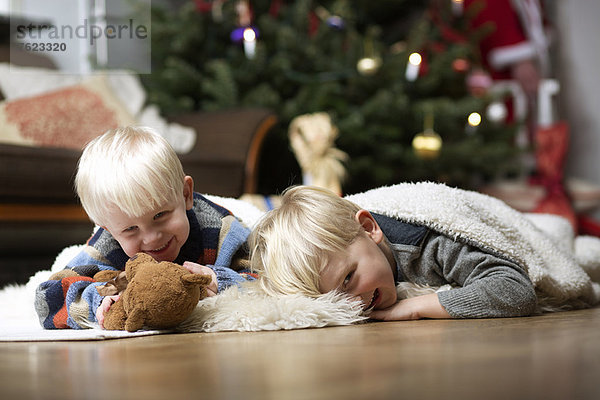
[0,76,135,150]
[0,63,196,153]
[0,63,146,117]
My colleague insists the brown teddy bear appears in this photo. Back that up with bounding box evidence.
[94,253,212,332]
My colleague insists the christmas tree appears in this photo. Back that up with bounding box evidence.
[142,0,523,195]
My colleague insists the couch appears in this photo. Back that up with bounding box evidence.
[0,45,277,285]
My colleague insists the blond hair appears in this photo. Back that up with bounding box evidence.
[75,126,185,226]
[249,186,362,297]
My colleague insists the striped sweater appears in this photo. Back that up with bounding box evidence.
[35,193,255,329]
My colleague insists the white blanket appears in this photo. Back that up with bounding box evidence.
[347,182,600,308]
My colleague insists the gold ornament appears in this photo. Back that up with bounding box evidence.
[412,112,442,159]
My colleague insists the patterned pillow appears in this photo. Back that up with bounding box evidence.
[0,63,147,117]
[0,76,135,150]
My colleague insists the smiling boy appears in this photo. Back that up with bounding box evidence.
[35,127,253,329]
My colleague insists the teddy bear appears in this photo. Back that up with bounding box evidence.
[94,253,212,332]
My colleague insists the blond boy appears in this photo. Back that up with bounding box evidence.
[36,127,253,329]
[250,185,541,320]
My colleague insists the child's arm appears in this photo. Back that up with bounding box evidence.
[34,247,119,329]
[369,293,451,320]
[183,262,218,295]
[200,209,257,292]
[96,294,120,329]
[183,261,256,293]
[417,232,538,318]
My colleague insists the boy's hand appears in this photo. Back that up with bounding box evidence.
[183,261,218,296]
[96,294,120,329]
[369,293,451,321]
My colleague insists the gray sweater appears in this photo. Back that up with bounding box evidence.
[374,213,538,318]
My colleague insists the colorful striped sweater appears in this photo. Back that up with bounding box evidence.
[34,193,256,329]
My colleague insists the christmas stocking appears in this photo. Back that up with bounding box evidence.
[531,120,578,229]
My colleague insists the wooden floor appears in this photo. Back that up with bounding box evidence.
[1,308,599,400]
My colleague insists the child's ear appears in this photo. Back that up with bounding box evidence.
[354,210,384,244]
[183,176,194,210]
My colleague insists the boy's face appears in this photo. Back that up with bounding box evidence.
[101,176,194,262]
[319,211,398,311]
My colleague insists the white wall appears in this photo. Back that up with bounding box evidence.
[555,0,600,218]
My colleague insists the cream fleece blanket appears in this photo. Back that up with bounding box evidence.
[346,182,600,309]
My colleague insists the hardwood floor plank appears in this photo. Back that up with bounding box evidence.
[1,308,599,400]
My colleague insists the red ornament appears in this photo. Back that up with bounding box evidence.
[452,58,470,73]
[429,41,446,53]
[418,52,429,77]
[269,0,283,17]
[531,121,577,230]
[235,0,253,26]
[466,68,492,96]
[194,0,213,13]
[308,11,320,37]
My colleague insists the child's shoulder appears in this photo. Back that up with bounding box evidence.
[372,212,429,246]
[85,227,129,268]
[192,192,232,218]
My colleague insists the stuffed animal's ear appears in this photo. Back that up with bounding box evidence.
[95,271,128,296]
[126,253,155,280]
[124,306,146,332]
[94,270,122,282]
[181,273,212,287]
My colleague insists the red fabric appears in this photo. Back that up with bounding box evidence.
[578,215,600,237]
[4,85,120,150]
[201,248,217,266]
[53,276,95,329]
[308,11,320,37]
[269,0,283,16]
[535,122,568,181]
[531,121,577,229]
[194,0,213,13]
[464,0,528,79]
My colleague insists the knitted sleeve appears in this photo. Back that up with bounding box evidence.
[34,246,119,329]
[403,232,538,318]
[208,266,257,293]
[209,213,256,292]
